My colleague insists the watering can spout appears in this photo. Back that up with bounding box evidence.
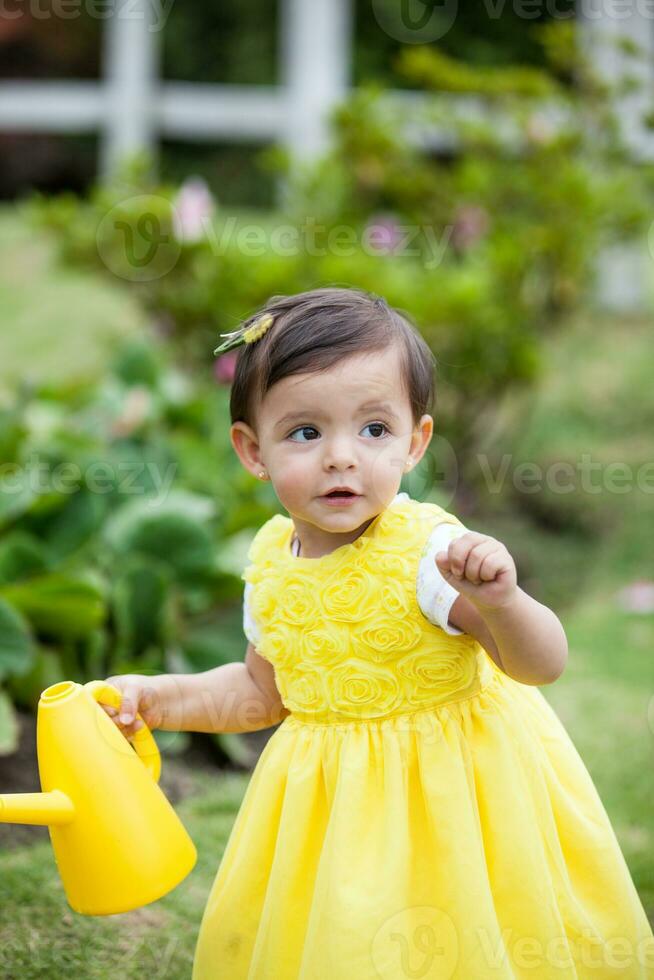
[0,789,75,826]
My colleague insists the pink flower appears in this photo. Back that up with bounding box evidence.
[615,580,654,614]
[172,176,215,242]
[451,204,490,252]
[214,351,237,385]
[363,213,403,255]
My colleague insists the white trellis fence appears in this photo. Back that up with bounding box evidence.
[0,0,652,307]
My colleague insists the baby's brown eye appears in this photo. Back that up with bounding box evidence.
[362,422,389,438]
[288,426,319,442]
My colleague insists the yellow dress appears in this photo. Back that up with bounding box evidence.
[192,496,654,979]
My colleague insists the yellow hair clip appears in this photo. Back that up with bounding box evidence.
[213,313,274,356]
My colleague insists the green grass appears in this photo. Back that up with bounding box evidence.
[0,205,145,399]
[547,597,654,916]
[481,308,654,919]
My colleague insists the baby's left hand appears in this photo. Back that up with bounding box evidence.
[435,531,518,611]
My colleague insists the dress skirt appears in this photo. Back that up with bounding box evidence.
[192,666,654,979]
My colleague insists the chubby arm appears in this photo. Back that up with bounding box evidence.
[437,531,568,687]
[448,590,568,685]
[243,643,291,729]
[152,643,290,734]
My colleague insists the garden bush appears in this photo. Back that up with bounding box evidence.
[0,335,275,760]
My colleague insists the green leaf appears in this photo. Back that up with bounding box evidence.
[0,531,49,584]
[106,489,216,534]
[80,628,109,682]
[0,406,27,467]
[0,574,106,638]
[105,494,216,582]
[212,731,256,768]
[0,689,19,756]
[181,620,243,672]
[153,728,191,756]
[111,337,163,389]
[5,646,65,711]
[0,471,39,531]
[113,557,172,658]
[0,597,36,682]
[44,489,108,561]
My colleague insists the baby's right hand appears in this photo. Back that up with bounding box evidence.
[97,674,165,740]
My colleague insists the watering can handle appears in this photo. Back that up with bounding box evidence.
[84,680,162,784]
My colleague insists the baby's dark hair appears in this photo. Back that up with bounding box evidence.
[228,286,436,430]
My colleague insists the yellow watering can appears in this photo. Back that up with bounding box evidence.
[0,679,197,915]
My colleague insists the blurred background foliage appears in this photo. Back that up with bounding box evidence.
[0,0,574,203]
[25,22,654,461]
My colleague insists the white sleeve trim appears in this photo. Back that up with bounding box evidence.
[416,522,470,635]
[243,581,261,646]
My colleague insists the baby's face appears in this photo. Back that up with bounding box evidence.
[240,346,432,533]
